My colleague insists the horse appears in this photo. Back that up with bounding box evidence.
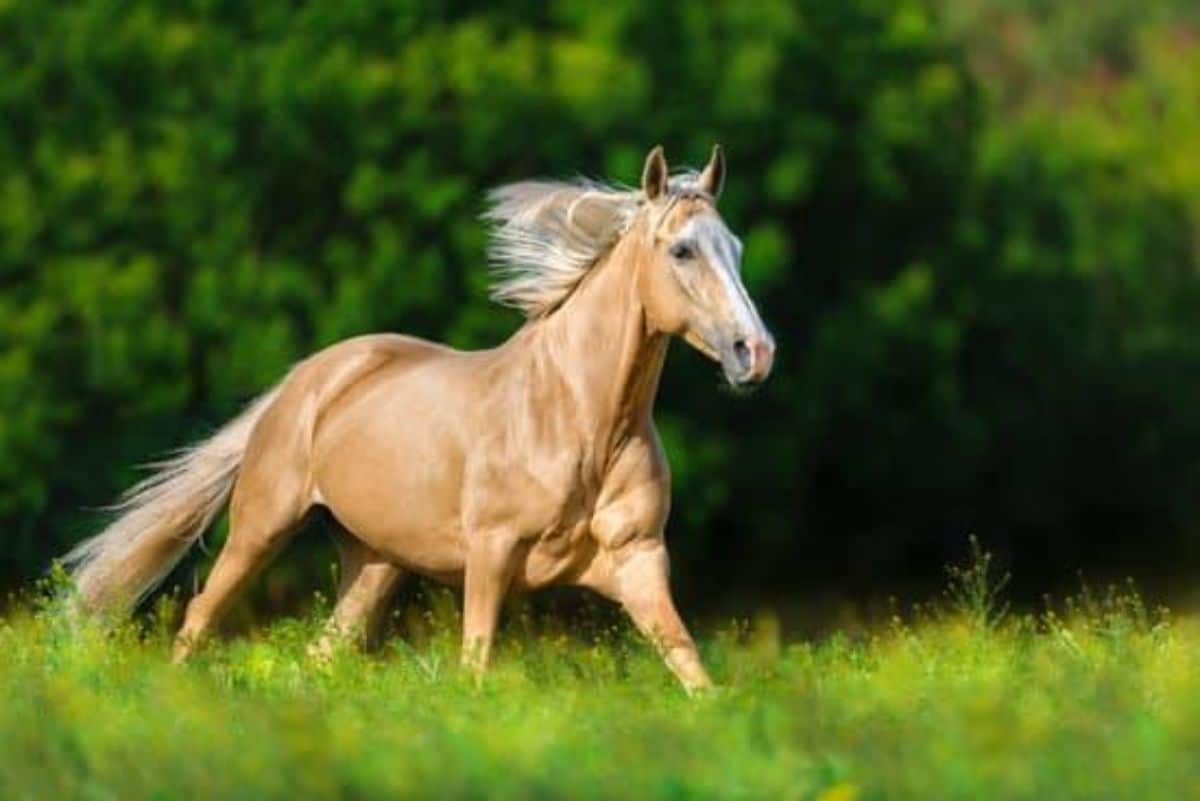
[61,145,775,692]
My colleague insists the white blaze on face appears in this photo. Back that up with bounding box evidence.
[682,213,767,338]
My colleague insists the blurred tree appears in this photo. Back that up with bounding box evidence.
[1,0,1198,612]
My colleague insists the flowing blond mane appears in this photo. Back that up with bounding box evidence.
[483,172,701,317]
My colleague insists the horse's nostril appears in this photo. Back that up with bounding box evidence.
[733,339,752,372]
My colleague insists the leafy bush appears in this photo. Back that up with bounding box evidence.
[1,1,1199,608]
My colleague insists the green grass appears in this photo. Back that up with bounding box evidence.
[2,571,1199,800]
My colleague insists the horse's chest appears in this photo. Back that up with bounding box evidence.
[465,447,608,585]
[521,462,602,542]
[466,447,601,533]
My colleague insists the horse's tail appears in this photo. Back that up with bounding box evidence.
[61,385,282,615]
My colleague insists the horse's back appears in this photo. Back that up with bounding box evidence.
[301,332,456,385]
[244,332,450,447]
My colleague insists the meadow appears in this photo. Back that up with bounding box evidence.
[2,553,1198,801]
[4,4,1200,799]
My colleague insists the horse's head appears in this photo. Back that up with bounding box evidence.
[635,145,775,388]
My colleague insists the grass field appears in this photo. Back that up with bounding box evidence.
[3,558,1199,801]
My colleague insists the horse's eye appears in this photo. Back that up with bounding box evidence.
[670,242,696,261]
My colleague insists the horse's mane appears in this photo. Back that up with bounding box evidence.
[483,172,700,317]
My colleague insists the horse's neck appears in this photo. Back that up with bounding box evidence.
[521,235,667,452]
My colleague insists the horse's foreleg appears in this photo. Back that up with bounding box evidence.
[311,534,406,658]
[461,531,524,677]
[608,541,712,693]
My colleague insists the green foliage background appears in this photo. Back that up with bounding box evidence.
[2,0,1199,607]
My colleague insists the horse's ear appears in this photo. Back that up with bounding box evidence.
[641,145,669,201]
[697,144,725,200]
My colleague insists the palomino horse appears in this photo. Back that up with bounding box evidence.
[63,145,775,691]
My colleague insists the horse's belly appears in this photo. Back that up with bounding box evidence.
[316,459,467,579]
[310,371,470,580]
[337,505,465,580]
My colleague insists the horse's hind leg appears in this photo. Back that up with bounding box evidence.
[311,531,406,657]
[173,452,310,662]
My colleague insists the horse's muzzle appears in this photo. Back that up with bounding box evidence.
[728,332,775,387]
